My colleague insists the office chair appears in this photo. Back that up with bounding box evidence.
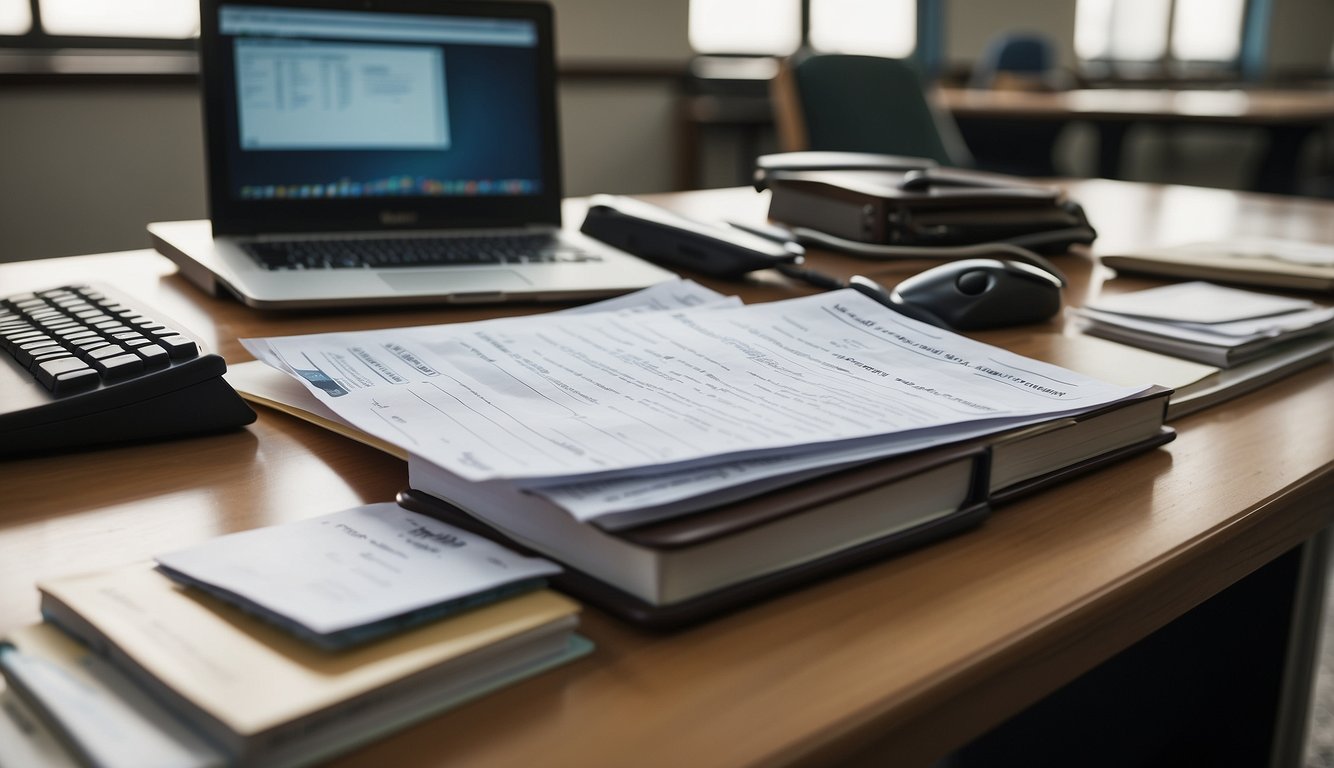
[771,52,972,167]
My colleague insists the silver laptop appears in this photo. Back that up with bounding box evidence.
[149,0,673,309]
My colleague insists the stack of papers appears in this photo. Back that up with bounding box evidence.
[242,280,1150,529]
[0,506,588,766]
[1073,282,1334,367]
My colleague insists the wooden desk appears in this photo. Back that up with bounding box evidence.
[937,86,1334,195]
[2,180,1333,766]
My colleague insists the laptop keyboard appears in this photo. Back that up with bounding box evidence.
[241,234,603,271]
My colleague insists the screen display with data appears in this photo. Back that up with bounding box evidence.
[215,5,544,201]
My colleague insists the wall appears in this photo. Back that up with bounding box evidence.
[1265,0,1334,76]
[945,0,1078,70]
[0,84,207,262]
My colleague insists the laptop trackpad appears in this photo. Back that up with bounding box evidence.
[377,269,531,293]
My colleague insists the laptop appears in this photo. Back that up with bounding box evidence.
[149,0,674,309]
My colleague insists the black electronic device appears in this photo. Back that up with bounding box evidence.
[0,283,256,457]
[753,151,1096,255]
[879,259,1064,330]
[580,194,804,278]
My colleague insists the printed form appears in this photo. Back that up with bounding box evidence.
[247,283,1146,492]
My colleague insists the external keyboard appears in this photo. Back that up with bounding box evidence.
[0,284,256,456]
[241,233,603,271]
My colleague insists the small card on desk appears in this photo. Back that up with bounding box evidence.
[155,503,561,649]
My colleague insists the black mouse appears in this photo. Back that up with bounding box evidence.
[881,259,1064,330]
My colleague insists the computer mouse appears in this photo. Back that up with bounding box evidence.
[885,258,1064,331]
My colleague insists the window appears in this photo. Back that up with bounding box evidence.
[0,0,198,46]
[809,0,916,58]
[0,0,31,35]
[1075,0,1246,69]
[40,0,197,38]
[688,0,801,55]
[689,0,918,58]
[1171,0,1245,62]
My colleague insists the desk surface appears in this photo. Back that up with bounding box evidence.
[937,86,1334,125]
[2,179,1333,767]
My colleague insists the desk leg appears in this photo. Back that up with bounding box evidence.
[1271,526,1329,767]
[946,533,1329,768]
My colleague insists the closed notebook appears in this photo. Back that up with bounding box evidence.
[401,385,1173,629]
[406,440,993,614]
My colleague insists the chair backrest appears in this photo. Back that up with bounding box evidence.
[771,53,970,167]
[969,32,1056,89]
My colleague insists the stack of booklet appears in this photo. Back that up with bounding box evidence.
[230,280,1176,626]
[0,504,589,767]
[1072,282,1334,367]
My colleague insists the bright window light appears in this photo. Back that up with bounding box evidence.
[1074,0,1114,60]
[1108,0,1170,60]
[1076,0,1170,61]
[809,0,916,58]
[0,0,33,34]
[688,0,801,55]
[39,0,199,38]
[1171,0,1244,61]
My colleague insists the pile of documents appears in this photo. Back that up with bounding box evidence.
[1073,281,1334,367]
[0,504,589,767]
[232,281,1172,622]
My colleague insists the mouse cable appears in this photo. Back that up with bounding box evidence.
[773,262,846,290]
[728,219,1082,287]
[770,264,950,327]
[787,226,1072,286]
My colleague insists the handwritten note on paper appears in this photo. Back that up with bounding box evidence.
[155,504,559,636]
[248,287,1146,484]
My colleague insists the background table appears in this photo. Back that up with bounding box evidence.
[937,87,1334,194]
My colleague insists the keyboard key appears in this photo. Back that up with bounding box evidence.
[94,353,145,381]
[88,344,127,361]
[29,350,71,370]
[34,357,93,392]
[135,344,171,370]
[16,341,61,367]
[157,336,199,360]
[51,368,101,396]
[56,328,98,342]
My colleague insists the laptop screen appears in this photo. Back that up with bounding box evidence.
[201,0,561,235]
